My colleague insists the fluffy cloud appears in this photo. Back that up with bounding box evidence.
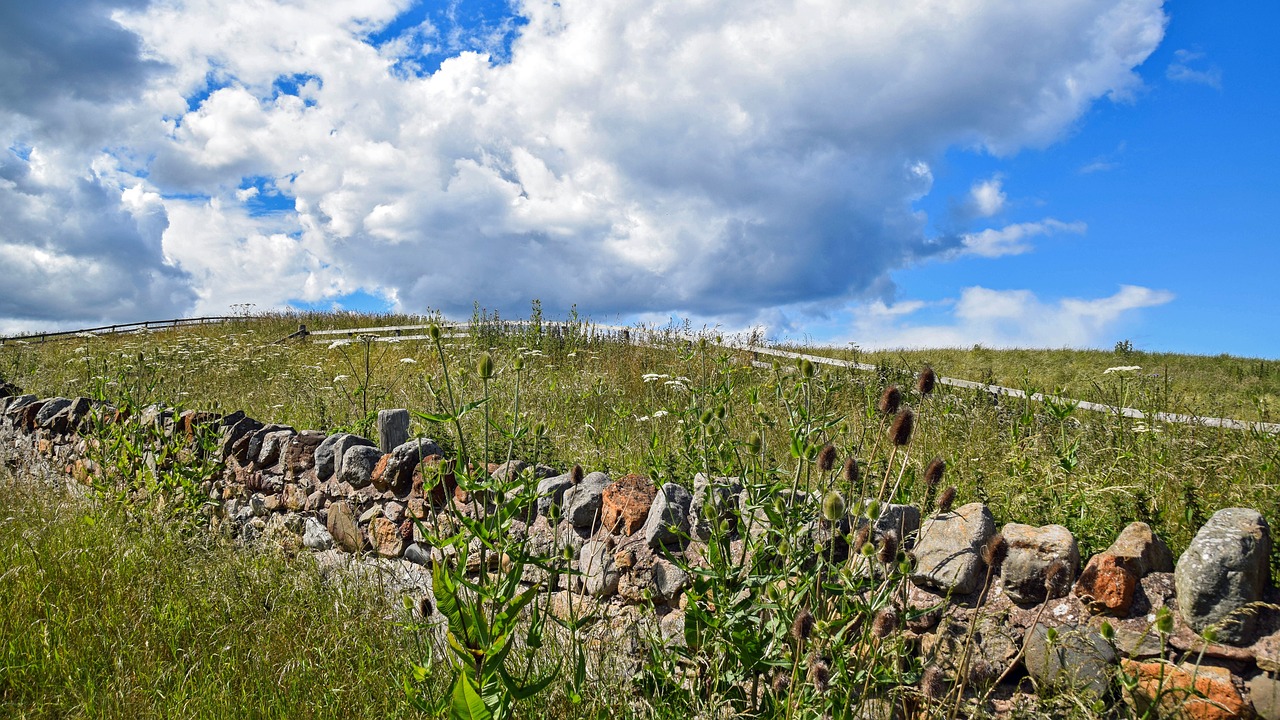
[848,285,1175,349]
[967,177,1008,218]
[0,0,1168,331]
[960,219,1087,258]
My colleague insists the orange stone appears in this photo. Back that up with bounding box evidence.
[1075,553,1137,615]
[601,474,657,535]
[1121,659,1252,720]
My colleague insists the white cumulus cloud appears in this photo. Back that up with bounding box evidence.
[0,0,1169,331]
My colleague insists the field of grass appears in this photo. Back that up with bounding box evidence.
[2,310,1280,718]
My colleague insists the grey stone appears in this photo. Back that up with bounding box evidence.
[404,542,431,566]
[579,539,620,598]
[218,415,263,460]
[377,409,410,453]
[1175,507,1271,644]
[303,517,334,550]
[256,429,295,467]
[1023,622,1116,699]
[1249,674,1280,720]
[868,501,921,545]
[564,471,611,528]
[642,483,693,550]
[339,444,383,489]
[315,433,375,481]
[34,397,72,428]
[1000,523,1079,605]
[535,472,575,518]
[1106,521,1174,576]
[247,424,293,466]
[4,394,36,418]
[489,460,528,483]
[358,506,381,524]
[249,493,269,517]
[651,559,690,604]
[911,502,996,595]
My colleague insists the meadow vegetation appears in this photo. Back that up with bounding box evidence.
[2,308,1279,718]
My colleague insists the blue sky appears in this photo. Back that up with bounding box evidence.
[0,0,1275,357]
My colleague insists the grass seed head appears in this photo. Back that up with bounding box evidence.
[889,408,915,446]
[878,386,902,415]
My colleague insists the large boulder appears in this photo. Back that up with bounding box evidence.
[339,445,384,489]
[602,474,658,535]
[642,483,693,550]
[1175,508,1271,644]
[372,438,442,493]
[315,433,375,481]
[564,471,612,529]
[911,502,996,595]
[1000,523,1078,605]
[1023,622,1116,699]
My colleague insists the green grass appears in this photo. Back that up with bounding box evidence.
[0,469,438,719]
[3,310,1280,718]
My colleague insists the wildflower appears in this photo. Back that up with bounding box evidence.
[1103,365,1141,374]
[399,357,417,364]
[878,386,901,414]
[650,410,668,419]
[981,533,1007,570]
[878,530,898,564]
[333,375,350,383]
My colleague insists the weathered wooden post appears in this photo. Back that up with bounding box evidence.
[377,408,410,453]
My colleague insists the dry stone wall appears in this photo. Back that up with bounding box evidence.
[5,386,1280,719]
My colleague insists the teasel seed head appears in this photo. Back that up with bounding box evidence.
[748,433,762,455]
[791,607,815,644]
[921,665,947,701]
[916,365,937,395]
[822,490,846,523]
[1044,559,1071,597]
[806,654,831,693]
[981,533,1007,570]
[889,408,915,446]
[878,530,899,564]
[427,323,441,341]
[872,605,899,638]
[772,672,791,696]
[817,443,837,473]
[571,464,584,484]
[924,456,946,489]
[853,524,871,553]
[842,456,860,485]
[878,386,902,415]
[477,352,495,380]
[936,486,957,514]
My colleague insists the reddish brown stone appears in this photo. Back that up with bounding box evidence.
[327,501,363,553]
[601,474,657,535]
[370,453,393,491]
[369,517,404,558]
[282,483,307,512]
[1075,553,1138,615]
[1121,659,1252,720]
[415,455,459,505]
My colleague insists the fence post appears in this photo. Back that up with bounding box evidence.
[377,409,410,453]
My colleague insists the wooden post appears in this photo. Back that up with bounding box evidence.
[377,409,410,453]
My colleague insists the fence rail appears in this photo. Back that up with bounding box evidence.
[0,316,242,345]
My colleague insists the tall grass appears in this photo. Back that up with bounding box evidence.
[0,466,438,719]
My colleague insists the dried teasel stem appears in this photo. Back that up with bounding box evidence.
[936,486,957,514]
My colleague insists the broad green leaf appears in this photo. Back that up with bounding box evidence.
[450,673,492,720]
